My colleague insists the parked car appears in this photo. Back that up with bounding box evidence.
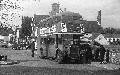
[0,41,8,48]
[7,43,13,47]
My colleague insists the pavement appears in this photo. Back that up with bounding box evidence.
[0,49,120,71]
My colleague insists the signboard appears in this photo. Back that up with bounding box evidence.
[40,28,50,34]
[61,23,67,32]
[80,24,84,33]
[50,25,56,32]
[40,27,52,36]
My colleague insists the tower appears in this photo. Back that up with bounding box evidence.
[97,10,101,25]
[49,3,60,16]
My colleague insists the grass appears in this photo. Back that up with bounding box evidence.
[0,66,120,75]
[0,66,91,75]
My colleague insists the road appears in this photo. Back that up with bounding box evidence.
[0,48,120,75]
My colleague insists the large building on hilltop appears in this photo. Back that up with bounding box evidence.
[33,3,103,34]
[34,3,103,56]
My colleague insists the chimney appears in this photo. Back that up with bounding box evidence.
[97,10,101,25]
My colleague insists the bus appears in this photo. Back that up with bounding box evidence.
[39,32,91,63]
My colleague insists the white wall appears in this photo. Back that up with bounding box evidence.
[95,34,109,45]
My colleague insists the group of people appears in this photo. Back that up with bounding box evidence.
[92,42,109,64]
[12,42,29,50]
[21,38,110,64]
[54,40,110,64]
[26,40,36,57]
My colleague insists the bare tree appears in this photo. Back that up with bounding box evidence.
[0,0,23,31]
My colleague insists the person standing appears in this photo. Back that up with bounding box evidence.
[63,46,69,63]
[31,40,35,57]
[94,45,100,62]
[105,48,109,63]
[99,45,106,64]
[55,48,60,59]
[40,47,44,58]
[86,44,92,64]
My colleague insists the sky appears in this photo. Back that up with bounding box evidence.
[1,0,120,28]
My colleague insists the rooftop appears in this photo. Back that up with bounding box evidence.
[34,14,50,25]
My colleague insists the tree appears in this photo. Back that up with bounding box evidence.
[20,16,32,38]
[0,23,13,35]
[0,0,23,30]
[102,27,120,34]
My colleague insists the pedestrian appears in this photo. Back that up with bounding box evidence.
[64,47,69,55]
[91,45,97,61]
[106,49,109,63]
[99,45,106,64]
[94,45,100,62]
[55,48,60,59]
[86,44,92,64]
[31,40,35,57]
[40,47,44,58]
[63,46,69,63]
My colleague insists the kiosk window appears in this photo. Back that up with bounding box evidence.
[40,38,55,44]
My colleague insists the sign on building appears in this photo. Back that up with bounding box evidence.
[80,24,84,33]
[40,27,51,36]
[61,23,67,32]
[50,25,56,32]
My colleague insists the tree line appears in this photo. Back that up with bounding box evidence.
[0,24,13,36]
[19,16,32,38]
[102,27,120,34]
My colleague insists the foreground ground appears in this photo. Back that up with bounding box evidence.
[0,48,120,75]
[0,66,120,75]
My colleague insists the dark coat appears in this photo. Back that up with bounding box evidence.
[26,42,35,50]
[31,41,35,51]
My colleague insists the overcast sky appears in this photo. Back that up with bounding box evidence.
[8,0,120,28]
